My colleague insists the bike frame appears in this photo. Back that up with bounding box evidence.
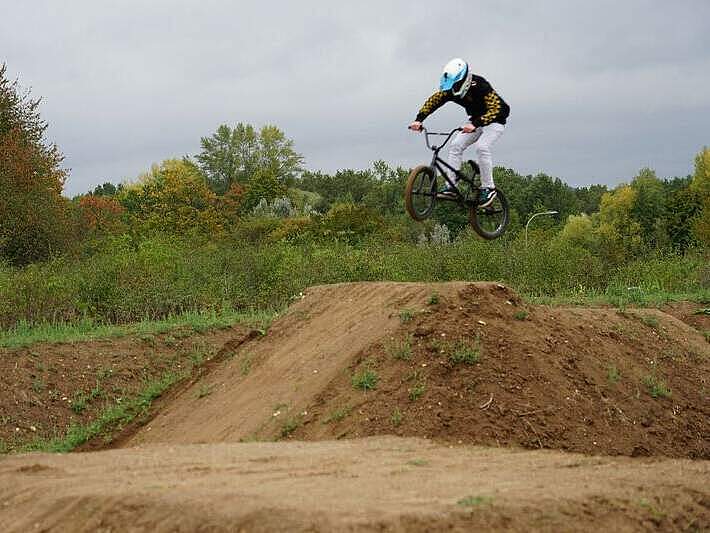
[419,127,481,205]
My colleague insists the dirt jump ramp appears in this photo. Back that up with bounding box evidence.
[126,282,709,458]
[126,282,445,446]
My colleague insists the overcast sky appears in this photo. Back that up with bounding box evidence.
[3,0,709,196]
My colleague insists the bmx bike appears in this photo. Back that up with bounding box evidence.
[404,127,509,240]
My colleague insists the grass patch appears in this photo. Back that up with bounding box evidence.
[352,368,378,391]
[513,310,528,320]
[186,341,214,366]
[408,381,426,401]
[31,378,45,393]
[280,416,302,438]
[640,315,659,329]
[399,309,415,323]
[457,495,492,507]
[19,369,186,453]
[0,308,276,350]
[448,339,482,365]
[70,383,105,414]
[607,365,621,384]
[642,375,671,398]
[323,405,352,424]
[196,383,215,398]
[386,336,412,361]
[240,353,254,376]
[391,407,403,427]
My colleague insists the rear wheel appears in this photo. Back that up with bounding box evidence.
[404,165,437,221]
[469,189,509,240]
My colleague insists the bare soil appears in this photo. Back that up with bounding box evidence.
[1,282,709,531]
[1,437,708,532]
[0,325,253,451]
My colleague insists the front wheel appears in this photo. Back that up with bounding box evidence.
[404,165,437,221]
[469,189,509,240]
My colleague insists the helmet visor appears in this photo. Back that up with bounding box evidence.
[439,63,467,92]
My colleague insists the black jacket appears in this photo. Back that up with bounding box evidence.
[415,74,509,127]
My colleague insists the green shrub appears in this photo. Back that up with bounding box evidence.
[352,369,378,391]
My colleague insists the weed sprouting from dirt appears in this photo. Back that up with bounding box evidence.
[323,406,352,424]
[163,335,178,347]
[642,375,671,398]
[428,292,439,305]
[240,353,253,376]
[387,337,412,361]
[71,383,105,414]
[640,315,659,329]
[352,369,379,391]
[607,365,621,384]
[408,381,426,401]
[280,416,302,438]
[197,383,215,399]
[186,342,214,366]
[31,378,45,393]
[96,367,113,380]
[457,495,492,507]
[391,407,403,427]
[407,459,428,467]
[399,309,415,323]
[638,499,667,520]
[448,339,482,365]
[513,310,528,321]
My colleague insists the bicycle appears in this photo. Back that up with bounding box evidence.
[404,127,509,240]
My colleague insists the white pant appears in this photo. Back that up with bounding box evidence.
[446,122,505,189]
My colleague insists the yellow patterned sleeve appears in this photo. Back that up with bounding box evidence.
[415,91,449,122]
[478,91,503,126]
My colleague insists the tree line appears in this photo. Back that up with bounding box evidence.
[1,63,708,267]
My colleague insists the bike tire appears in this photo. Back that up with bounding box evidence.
[404,165,437,221]
[469,189,510,240]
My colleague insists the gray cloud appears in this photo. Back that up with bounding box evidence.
[2,0,709,195]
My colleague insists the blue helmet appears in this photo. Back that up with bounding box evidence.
[440,58,472,96]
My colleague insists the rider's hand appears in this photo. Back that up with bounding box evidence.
[408,121,423,131]
[462,123,476,133]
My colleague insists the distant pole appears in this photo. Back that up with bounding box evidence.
[525,210,559,248]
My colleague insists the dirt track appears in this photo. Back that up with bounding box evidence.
[1,282,709,531]
[1,437,708,532]
[125,282,709,458]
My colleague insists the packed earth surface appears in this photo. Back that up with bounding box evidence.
[1,282,709,531]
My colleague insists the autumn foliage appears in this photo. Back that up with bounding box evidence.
[0,64,70,264]
[77,195,125,236]
[118,159,229,236]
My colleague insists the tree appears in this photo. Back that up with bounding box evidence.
[629,168,666,245]
[119,159,226,235]
[0,64,70,264]
[77,195,125,236]
[242,167,288,213]
[196,123,303,194]
[690,147,710,247]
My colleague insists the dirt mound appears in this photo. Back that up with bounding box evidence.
[125,282,444,447]
[126,282,709,458]
[2,437,708,532]
[295,284,709,458]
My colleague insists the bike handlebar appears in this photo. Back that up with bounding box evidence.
[409,126,462,150]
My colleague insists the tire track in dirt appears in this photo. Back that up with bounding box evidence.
[1,437,708,532]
